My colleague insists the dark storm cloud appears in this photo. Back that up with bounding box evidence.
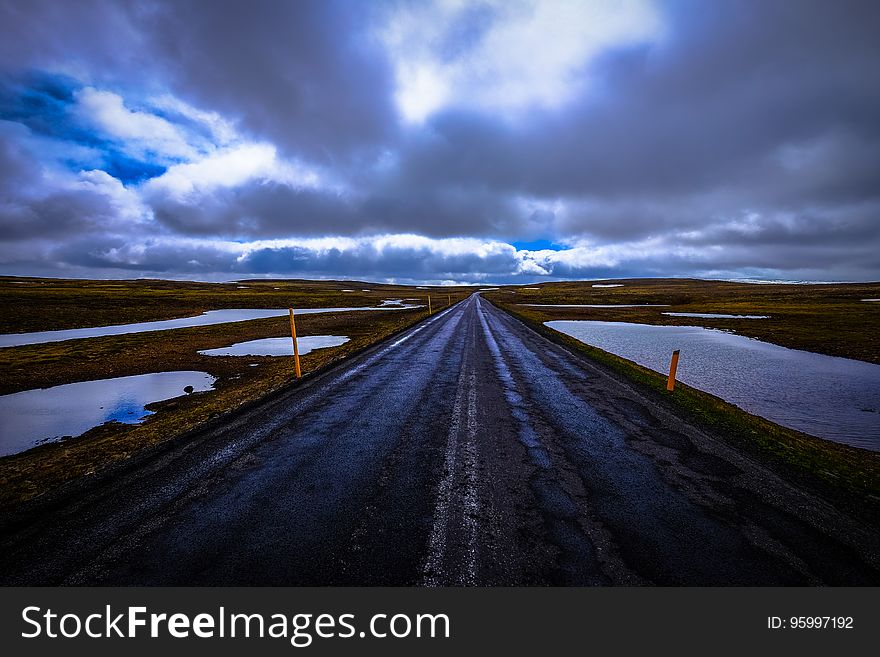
[140,0,398,163]
[397,0,880,201]
[0,0,878,281]
[240,243,519,279]
[41,234,524,283]
[0,0,398,163]
[0,122,123,240]
[386,0,880,255]
[148,177,527,239]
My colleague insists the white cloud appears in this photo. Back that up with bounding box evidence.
[382,0,664,122]
[143,143,323,200]
[149,94,238,146]
[74,87,199,160]
[76,169,150,224]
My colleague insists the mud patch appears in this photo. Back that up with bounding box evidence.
[650,429,693,451]
[679,451,742,478]
[610,397,661,427]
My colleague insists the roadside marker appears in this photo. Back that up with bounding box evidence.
[448,294,451,306]
[666,349,680,391]
[289,308,302,379]
[428,296,432,314]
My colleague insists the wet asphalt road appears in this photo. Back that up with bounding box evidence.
[1,295,878,585]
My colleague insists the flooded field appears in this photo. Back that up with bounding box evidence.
[547,320,880,450]
[199,335,349,357]
[662,312,770,319]
[0,371,216,456]
[0,305,419,348]
[521,304,669,308]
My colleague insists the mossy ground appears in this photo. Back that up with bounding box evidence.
[482,278,880,363]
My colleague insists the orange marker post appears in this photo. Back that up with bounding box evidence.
[289,308,302,379]
[666,349,680,391]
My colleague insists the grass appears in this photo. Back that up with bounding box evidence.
[481,278,880,363]
[0,276,470,333]
[0,278,470,509]
[489,295,880,524]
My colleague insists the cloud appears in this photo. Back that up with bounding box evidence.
[145,144,290,198]
[0,0,878,283]
[73,87,199,161]
[382,0,663,121]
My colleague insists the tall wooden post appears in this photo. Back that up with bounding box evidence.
[666,350,680,391]
[289,308,302,379]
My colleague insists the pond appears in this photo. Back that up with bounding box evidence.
[0,305,419,349]
[0,371,217,457]
[546,320,880,450]
[521,304,669,308]
[199,335,350,357]
[662,312,770,319]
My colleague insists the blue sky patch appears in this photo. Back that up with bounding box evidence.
[0,71,169,184]
[510,239,566,252]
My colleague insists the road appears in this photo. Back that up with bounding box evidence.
[1,295,878,585]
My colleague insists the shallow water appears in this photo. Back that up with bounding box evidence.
[662,312,769,319]
[521,304,669,308]
[546,320,880,450]
[199,335,350,357]
[0,305,419,349]
[592,284,624,288]
[0,371,217,457]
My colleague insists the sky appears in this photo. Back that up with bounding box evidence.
[0,0,878,284]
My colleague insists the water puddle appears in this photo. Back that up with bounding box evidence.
[592,284,624,288]
[521,304,669,308]
[662,312,770,319]
[199,335,349,357]
[546,320,880,450]
[0,371,217,457]
[0,305,419,349]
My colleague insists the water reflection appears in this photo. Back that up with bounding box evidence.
[0,305,419,349]
[547,320,880,450]
[662,312,769,319]
[0,371,217,457]
[521,304,669,308]
[199,335,349,357]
